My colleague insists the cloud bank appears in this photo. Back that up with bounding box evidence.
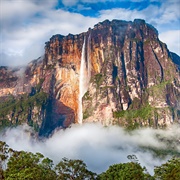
[0,0,179,66]
[1,123,180,175]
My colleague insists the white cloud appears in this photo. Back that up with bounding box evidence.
[0,4,99,66]
[62,0,79,6]
[0,0,179,66]
[149,0,180,26]
[159,30,180,55]
[1,0,36,22]
[98,3,180,28]
[1,123,179,174]
[0,0,57,27]
[99,8,145,21]
[97,4,180,55]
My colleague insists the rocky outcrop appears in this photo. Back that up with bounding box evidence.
[0,19,179,135]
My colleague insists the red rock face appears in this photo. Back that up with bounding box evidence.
[43,34,85,125]
[0,19,179,135]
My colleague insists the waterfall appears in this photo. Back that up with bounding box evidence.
[87,34,91,86]
[78,35,91,124]
[78,39,86,124]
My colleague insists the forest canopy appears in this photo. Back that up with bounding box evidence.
[0,141,180,180]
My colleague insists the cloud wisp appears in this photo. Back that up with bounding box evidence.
[1,123,179,175]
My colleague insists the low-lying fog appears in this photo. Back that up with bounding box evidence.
[0,123,180,175]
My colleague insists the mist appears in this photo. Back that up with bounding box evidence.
[0,123,180,175]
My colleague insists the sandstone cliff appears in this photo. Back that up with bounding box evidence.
[0,19,179,135]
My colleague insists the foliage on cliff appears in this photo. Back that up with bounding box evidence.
[0,91,48,131]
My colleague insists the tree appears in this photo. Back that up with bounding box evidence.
[0,141,10,180]
[55,157,97,180]
[0,141,9,166]
[4,150,56,180]
[97,162,153,180]
[154,157,180,180]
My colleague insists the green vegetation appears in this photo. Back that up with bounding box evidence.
[97,162,153,180]
[28,120,40,132]
[5,151,56,180]
[0,90,48,130]
[148,80,171,96]
[114,104,154,121]
[83,106,94,120]
[139,131,180,159]
[141,146,180,159]
[36,78,45,92]
[1,141,180,180]
[55,157,97,180]
[82,91,94,119]
[0,92,48,117]
[98,156,180,180]
[83,110,90,119]
[83,91,92,101]
[0,141,96,180]
[93,73,104,88]
[154,157,180,180]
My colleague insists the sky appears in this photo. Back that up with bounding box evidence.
[0,0,180,66]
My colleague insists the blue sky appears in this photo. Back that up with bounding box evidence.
[0,0,180,66]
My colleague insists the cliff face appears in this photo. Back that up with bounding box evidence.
[0,19,179,135]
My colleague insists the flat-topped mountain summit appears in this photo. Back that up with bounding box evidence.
[0,19,179,136]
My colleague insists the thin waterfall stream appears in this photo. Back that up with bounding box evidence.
[78,36,91,124]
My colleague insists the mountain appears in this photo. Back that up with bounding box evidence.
[0,19,179,136]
